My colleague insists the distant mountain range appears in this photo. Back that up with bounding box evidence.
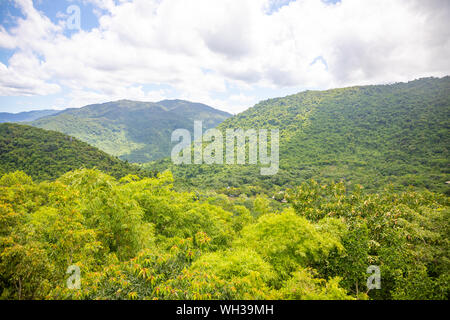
[0,109,59,123]
[31,99,231,163]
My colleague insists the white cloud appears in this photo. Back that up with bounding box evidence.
[63,85,168,108]
[0,52,60,96]
[0,0,449,112]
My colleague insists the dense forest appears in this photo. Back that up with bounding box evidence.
[31,100,231,163]
[0,78,448,301]
[0,169,447,300]
[0,0,448,304]
[151,77,450,195]
[0,123,152,181]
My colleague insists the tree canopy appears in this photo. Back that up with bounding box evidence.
[0,169,447,300]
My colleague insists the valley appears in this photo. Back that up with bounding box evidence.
[0,77,448,301]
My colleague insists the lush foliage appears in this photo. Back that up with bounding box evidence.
[0,169,447,300]
[152,77,450,195]
[31,100,231,163]
[1,78,448,301]
[0,123,153,181]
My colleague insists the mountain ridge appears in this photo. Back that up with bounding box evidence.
[0,109,60,123]
[31,99,231,163]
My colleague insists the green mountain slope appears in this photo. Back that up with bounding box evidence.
[0,123,152,181]
[31,99,231,163]
[0,109,59,123]
[150,77,450,194]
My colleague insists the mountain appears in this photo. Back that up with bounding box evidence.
[31,99,231,163]
[0,109,59,123]
[150,77,450,195]
[0,123,153,181]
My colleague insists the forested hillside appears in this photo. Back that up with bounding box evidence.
[151,77,450,195]
[31,100,231,163]
[0,78,448,301]
[0,123,152,181]
[0,169,447,300]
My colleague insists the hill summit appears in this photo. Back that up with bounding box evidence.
[0,123,151,181]
[31,99,231,163]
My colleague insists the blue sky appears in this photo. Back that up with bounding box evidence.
[0,0,314,113]
[0,0,448,114]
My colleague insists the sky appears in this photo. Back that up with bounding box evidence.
[0,0,449,114]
